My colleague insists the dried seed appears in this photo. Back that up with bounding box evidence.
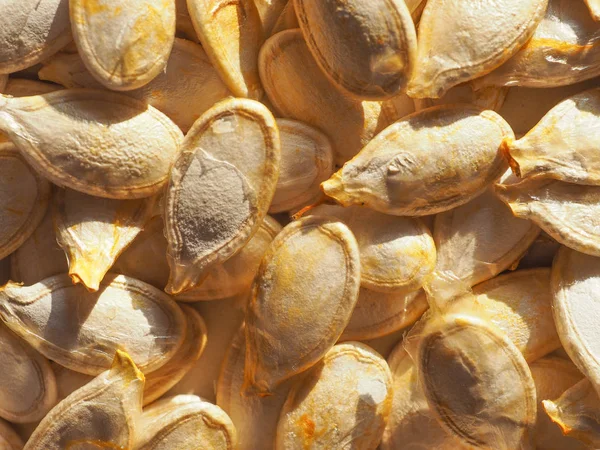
[3,79,62,96]
[586,0,600,20]
[39,38,232,132]
[0,419,24,450]
[136,395,237,450]
[276,342,392,450]
[475,0,600,88]
[322,105,513,216]
[51,362,93,402]
[0,89,183,199]
[504,88,600,185]
[447,269,561,362]
[340,288,428,343]
[517,232,562,270]
[0,76,6,92]
[70,0,175,91]
[405,0,426,21]
[254,0,288,36]
[543,378,600,447]
[10,209,68,286]
[175,0,199,42]
[294,0,417,100]
[415,314,537,450]
[407,0,548,98]
[176,216,281,301]
[529,356,586,450]
[0,322,57,423]
[142,305,207,406]
[244,215,360,395]
[187,0,264,99]
[218,325,295,450]
[271,1,299,36]
[0,143,51,260]
[54,188,158,292]
[428,188,540,300]
[164,98,280,294]
[310,204,436,293]
[259,29,393,165]
[0,259,9,286]
[0,273,186,375]
[23,350,144,450]
[0,0,71,74]
[269,119,334,214]
[496,178,600,256]
[414,83,509,112]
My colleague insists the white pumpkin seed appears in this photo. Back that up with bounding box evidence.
[586,0,600,20]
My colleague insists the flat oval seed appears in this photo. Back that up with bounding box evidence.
[245,215,360,395]
[475,0,600,89]
[276,342,392,450]
[142,305,207,406]
[10,209,68,286]
[496,178,600,256]
[0,143,51,260]
[54,188,158,292]
[551,247,600,394]
[0,0,71,74]
[136,395,237,450]
[187,0,264,99]
[340,288,428,342]
[504,87,600,185]
[586,0,600,20]
[24,350,144,450]
[407,0,548,98]
[322,105,513,216]
[164,98,280,294]
[530,357,586,450]
[269,119,334,214]
[39,38,232,132]
[70,0,175,91]
[448,269,561,362]
[0,419,24,450]
[218,325,295,450]
[416,314,537,450]
[0,89,183,199]
[427,188,540,300]
[294,0,417,100]
[176,216,281,301]
[0,273,186,375]
[311,205,436,293]
[259,29,394,166]
[0,323,57,423]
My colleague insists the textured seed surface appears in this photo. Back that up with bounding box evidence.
[0,273,186,375]
[164,98,280,294]
[70,0,176,91]
[276,342,393,450]
[0,89,183,199]
[244,215,360,395]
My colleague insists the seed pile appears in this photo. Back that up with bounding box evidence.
[0,0,600,448]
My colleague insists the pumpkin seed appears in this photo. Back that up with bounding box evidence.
[269,119,334,214]
[475,0,600,88]
[414,83,508,112]
[136,394,237,450]
[23,350,144,450]
[0,76,6,92]
[0,0,71,74]
[0,273,186,375]
[175,0,199,42]
[0,322,57,423]
[543,378,600,447]
[54,188,158,292]
[244,215,360,396]
[530,356,586,450]
[504,87,600,185]
[407,0,548,98]
[51,362,93,403]
[322,105,513,216]
[259,29,394,166]
[271,1,299,36]
[0,89,183,199]
[294,0,417,100]
[187,0,263,99]
[70,0,176,91]
[427,188,540,301]
[39,38,231,132]
[586,0,600,20]
[310,204,435,293]
[218,325,295,450]
[164,98,280,294]
[517,232,562,270]
[496,178,600,256]
[0,419,24,450]
[0,259,9,286]
[0,143,51,260]
[255,0,288,36]
[415,313,537,450]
